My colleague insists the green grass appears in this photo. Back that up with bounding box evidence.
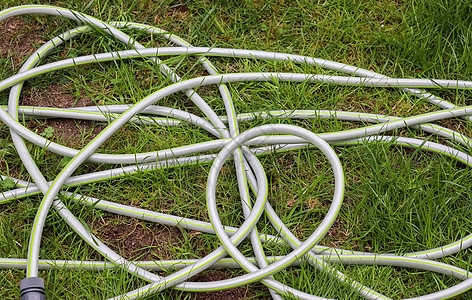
[1,0,472,299]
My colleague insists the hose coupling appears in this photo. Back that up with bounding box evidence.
[20,277,46,300]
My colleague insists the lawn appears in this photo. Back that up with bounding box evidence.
[1,0,472,299]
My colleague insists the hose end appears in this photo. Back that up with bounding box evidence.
[20,277,46,300]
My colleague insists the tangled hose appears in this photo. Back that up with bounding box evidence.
[1,4,472,300]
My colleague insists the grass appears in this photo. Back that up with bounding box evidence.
[1,0,472,299]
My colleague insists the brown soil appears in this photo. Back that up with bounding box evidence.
[0,16,43,66]
[191,270,251,300]
[325,218,353,249]
[93,215,270,299]
[31,118,104,148]
[94,216,183,261]
[21,84,93,108]
[20,84,102,147]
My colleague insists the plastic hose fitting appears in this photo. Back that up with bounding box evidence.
[20,277,46,300]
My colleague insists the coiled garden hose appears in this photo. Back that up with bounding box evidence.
[1,4,472,300]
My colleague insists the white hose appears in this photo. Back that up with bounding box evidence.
[1,4,472,300]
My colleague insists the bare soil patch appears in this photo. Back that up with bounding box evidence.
[21,84,93,108]
[94,215,269,299]
[0,16,43,66]
[20,84,102,147]
[191,270,256,300]
[94,216,183,261]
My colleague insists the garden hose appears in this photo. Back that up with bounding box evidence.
[1,4,472,300]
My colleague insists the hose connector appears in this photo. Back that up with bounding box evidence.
[20,277,46,300]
